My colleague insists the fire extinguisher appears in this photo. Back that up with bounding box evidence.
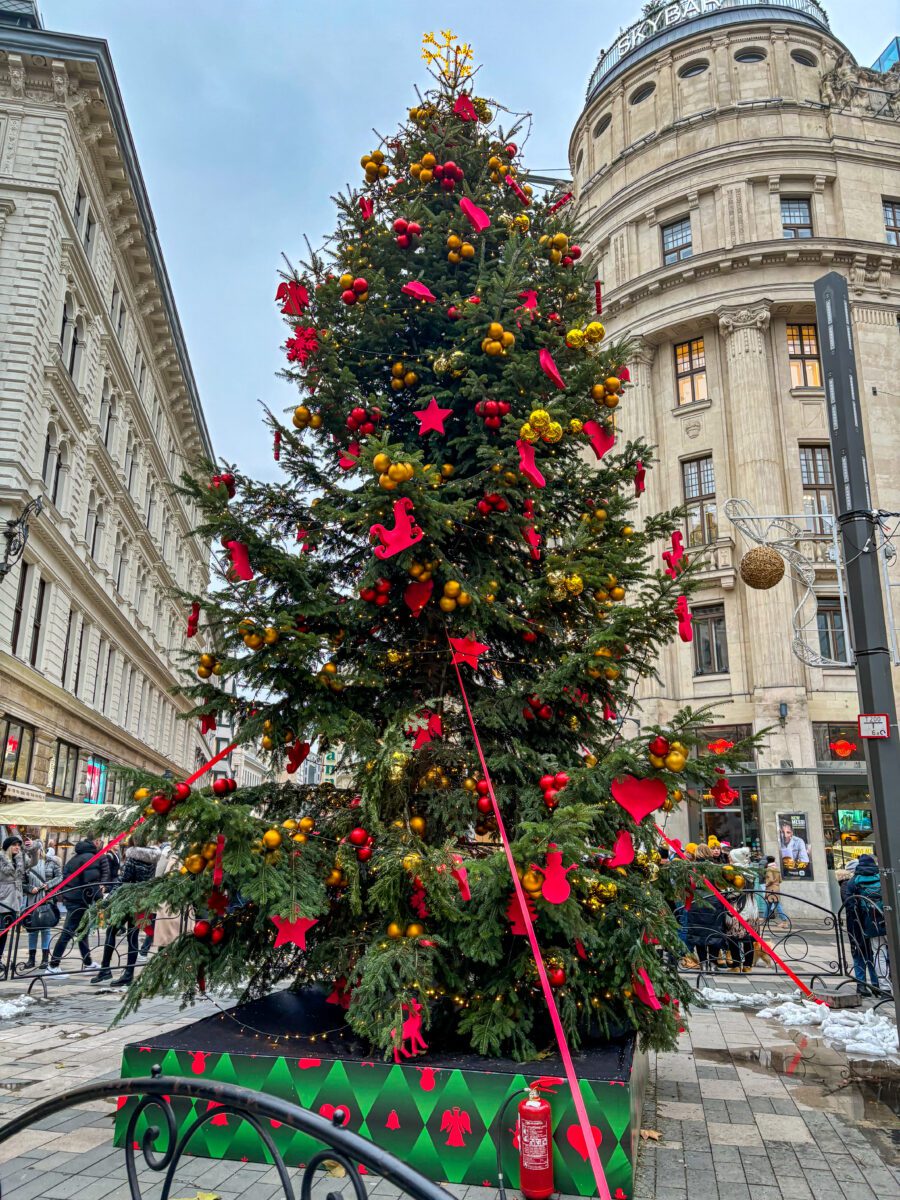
[517,1087,554,1200]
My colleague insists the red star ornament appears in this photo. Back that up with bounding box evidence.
[271,914,318,949]
[449,635,489,669]
[414,397,453,436]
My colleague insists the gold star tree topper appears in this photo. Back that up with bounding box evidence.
[421,30,473,82]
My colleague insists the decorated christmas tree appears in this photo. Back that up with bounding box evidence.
[104,33,745,1062]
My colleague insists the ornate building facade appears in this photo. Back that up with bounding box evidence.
[0,2,214,817]
[570,0,900,907]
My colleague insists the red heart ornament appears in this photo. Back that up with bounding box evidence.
[610,775,668,824]
[566,1122,602,1161]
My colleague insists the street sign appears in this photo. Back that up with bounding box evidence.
[858,713,891,739]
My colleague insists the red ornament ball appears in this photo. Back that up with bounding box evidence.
[194,920,212,940]
[476,780,489,796]
[173,782,191,801]
[151,794,172,815]
[357,845,373,862]
[539,774,555,792]
[554,771,569,788]
[212,778,229,797]
[476,796,492,814]
[548,966,566,987]
[649,736,670,757]
[210,926,226,945]
[348,827,368,846]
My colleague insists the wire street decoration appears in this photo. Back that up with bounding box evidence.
[724,497,853,669]
[0,495,43,582]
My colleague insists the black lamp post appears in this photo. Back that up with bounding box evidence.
[0,496,43,582]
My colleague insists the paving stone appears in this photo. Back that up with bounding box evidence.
[713,1159,747,1182]
[834,1185,878,1200]
[683,1150,713,1170]
[699,1079,745,1100]
[754,1113,814,1144]
[707,1121,763,1147]
[657,1100,704,1122]
[742,1157,778,1185]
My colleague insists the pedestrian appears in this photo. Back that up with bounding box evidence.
[92,833,160,986]
[764,855,789,928]
[843,854,885,994]
[23,842,62,970]
[725,888,760,972]
[46,839,103,973]
[0,836,26,966]
[95,839,121,892]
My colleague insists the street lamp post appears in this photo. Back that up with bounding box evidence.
[0,496,43,583]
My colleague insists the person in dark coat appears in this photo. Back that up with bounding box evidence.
[46,839,102,973]
[92,836,160,987]
[0,836,25,968]
[843,854,885,993]
[686,890,728,970]
[24,843,62,969]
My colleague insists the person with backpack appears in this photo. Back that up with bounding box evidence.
[23,842,62,970]
[844,854,885,993]
[724,887,761,972]
[46,839,102,973]
[91,832,159,987]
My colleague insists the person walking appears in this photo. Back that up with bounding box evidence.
[92,835,160,987]
[843,854,885,993]
[0,836,26,968]
[23,843,62,970]
[764,856,789,928]
[46,839,103,973]
[725,888,761,972]
[685,886,728,971]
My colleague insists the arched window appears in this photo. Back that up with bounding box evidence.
[160,512,171,563]
[60,293,84,381]
[145,482,156,532]
[112,531,127,594]
[42,424,68,510]
[99,380,116,450]
[52,442,69,509]
[90,501,104,561]
[124,431,136,493]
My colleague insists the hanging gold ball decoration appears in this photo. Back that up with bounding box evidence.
[739,545,785,590]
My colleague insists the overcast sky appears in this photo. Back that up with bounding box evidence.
[40,1,897,478]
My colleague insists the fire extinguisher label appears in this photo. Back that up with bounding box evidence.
[520,1117,550,1170]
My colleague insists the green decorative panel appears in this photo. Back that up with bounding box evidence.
[117,1040,641,1198]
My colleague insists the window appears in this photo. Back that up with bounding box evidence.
[51,740,79,798]
[693,604,729,675]
[674,338,708,406]
[117,299,127,340]
[99,381,116,449]
[90,502,104,560]
[122,663,135,728]
[678,59,709,78]
[0,717,35,783]
[799,445,835,535]
[787,323,821,388]
[630,82,656,104]
[83,753,109,804]
[10,562,30,654]
[133,347,147,396]
[662,216,692,265]
[593,113,612,137]
[59,293,83,378]
[109,282,120,321]
[816,598,848,663]
[73,620,87,698]
[61,606,75,686]
[92,636,106,706]
[145,483,156,532]
[781,196,813,238]
[73,181,95,259]
[73,184,85,226]
[28,577,47,668]
[813,722,865,763]
[735,47,767,63]
[124,433,136,492]
[112,533,126,593]
[884,199,900,247]
[791,49,818,67]
[41,427,66,507]
[102,645,115,713]
[682,456,717,546]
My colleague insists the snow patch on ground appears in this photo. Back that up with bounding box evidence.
[757,998,899,1060]
[699,986,797,1007]
[0,994,37,1021]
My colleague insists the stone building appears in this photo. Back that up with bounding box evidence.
[0,2,214,818]
[570,0,900,908]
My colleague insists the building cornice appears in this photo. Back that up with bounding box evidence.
[0,24,214,462]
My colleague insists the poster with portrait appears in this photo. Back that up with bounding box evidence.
[776,812,813,880]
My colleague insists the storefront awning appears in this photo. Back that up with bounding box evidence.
[0,801,122,828]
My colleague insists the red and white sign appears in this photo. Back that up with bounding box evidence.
[857,713,890,739]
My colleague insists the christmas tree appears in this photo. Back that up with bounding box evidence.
[105,34,745,1061]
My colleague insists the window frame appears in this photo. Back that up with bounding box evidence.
[816,597,848,663]
[0,717,35,783]
[799,444,836,536]
[692,603,729,676]
[681,455,718,547]
[661,215,692,266]
[51,740,80,799]
[673,337,708,407]
[10,562,30,654]
[781,195,813,239]
[28,577,47,668]
[787,322,822,388]
[884,198,900,247]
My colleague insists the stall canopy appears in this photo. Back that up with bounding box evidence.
[0,801,122,828]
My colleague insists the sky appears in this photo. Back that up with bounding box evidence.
[40,0,897,478]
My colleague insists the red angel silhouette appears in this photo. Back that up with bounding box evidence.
[440,1107,472,1148]
[370,497,424,560]
[390,998,428,1063]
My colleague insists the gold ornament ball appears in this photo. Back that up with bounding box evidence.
[565,573,584,596]
[409,815,426,836]
[405,922,425,938]
[739,545,785,590]
[569,418,583,434]
[566,328,586,349]
[387,921,403,939]
[584,321,606,343]
[262,829,282,850]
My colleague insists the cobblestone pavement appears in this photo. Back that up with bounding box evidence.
[0,974,897,1200]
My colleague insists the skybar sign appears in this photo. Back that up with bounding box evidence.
[615,0,825,56]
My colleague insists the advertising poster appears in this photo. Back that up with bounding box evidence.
[777,812,813,880]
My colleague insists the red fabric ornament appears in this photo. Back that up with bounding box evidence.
[327,976,353,1010]
[675,595,693,642]
[633,968,662,1011]
[406,711,443,750]
[448,635,488,669]
[285,740,311,775]
[450,854,471,902]
[410,877,428,919]
[275,281,309,316]
[459,195,490,232]
[550,190,574,213]
[453,93,478,121]
[199,713,216,735]
[212,835,226,889]
[517,289,539,311]
[711,778,739,808]
[359,196,373,221]
[414,397,453,436]
[582,419,615,461]
[371,497,424,560]
[186,601,200,638]
[273,429,282,462]
[403,578,433,617]
[284,325,318,365]
[390,998,428,1062]
[516,438,546,488]
[594,281,603,315]
[523,498,542,561]
[223,540,253,581]
[271,914,318,950]
[603,830,635,869]
[401,280,436,303]
[635,460,646,496]
[663,531,685,578]
[338,440,360,471]
[531,844,577,904]
[538,348,565,389]
[506,889,537,936]
[618,365,631,382]
[610,775,668,824]
[504,173,530,206]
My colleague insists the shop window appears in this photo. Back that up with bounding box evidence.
[697,724,754,765]
[699,786,761,856]
[674,338,707,406]
[662,216,692,265]
[83,753,109,804]
[51,740,79,799]
[692,604,729,675]
[820,783,873,868]
[682,455,717,546]
[884,198,900,247]
[813,721,865,763]
[781,196,813,238]
[0,717,35,783]
[787,323,821,388]
[816,597,848,663]
[799,444,835,535]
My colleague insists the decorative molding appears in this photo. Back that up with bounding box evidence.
[717,302,772,339]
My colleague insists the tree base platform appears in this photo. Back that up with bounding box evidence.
[116,989,646,1197]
